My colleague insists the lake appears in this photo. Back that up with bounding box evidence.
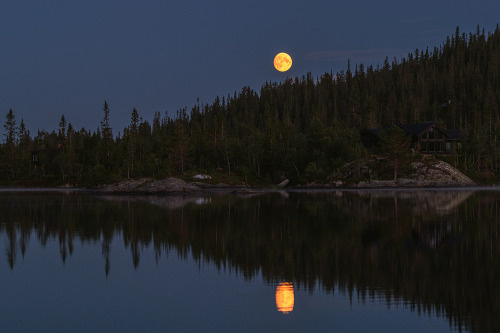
[1,188,499,332]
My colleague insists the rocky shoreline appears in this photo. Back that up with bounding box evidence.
[329,159,476,189]
[351,161,476,188]
[0,160,478,194]
[92,159,476,195]
[97,177,209,194]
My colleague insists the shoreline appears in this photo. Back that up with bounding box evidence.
[1,183,499,195]
[0,159,485,194]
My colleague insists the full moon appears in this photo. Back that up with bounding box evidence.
[274,52,292,72]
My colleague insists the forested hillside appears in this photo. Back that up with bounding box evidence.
[1,25,499,186]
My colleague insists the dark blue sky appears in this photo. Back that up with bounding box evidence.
[1,0,498,135]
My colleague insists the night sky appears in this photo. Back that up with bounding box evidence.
[1,0,498,135]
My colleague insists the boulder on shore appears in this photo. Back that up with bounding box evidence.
[408,160,475,186]
[276,179,289,188]
[333,159,476,188]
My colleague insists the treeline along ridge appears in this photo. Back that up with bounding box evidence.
[1,26,499,186]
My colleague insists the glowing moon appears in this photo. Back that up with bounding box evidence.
[275,282,294,314]
[274,52,292,72]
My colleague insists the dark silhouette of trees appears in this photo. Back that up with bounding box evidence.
[3,109,17,180]
[100,101,113,161]
[1,25,499,185]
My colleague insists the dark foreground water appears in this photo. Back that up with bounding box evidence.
[1,188,500,332]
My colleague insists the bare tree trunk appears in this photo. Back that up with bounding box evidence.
[394,158,398,181]
[180,144,184,174]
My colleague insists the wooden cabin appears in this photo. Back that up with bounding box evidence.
[361,122,465,154]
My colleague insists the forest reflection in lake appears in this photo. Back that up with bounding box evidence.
[1,188,499,332]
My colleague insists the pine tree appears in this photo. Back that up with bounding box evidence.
[100,101,113,158]
[58,115,67,144]
[18,119,32,177]
[127,108,139,178]
[379,126,412,180]
[170,110,189,174]
[3,109,18,179]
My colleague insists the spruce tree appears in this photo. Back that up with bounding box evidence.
[379,126,412,180]
[3,109,18,179]
[100,101,113,158]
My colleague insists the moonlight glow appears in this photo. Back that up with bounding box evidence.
[274,53,292,72]
[275,282,294,314]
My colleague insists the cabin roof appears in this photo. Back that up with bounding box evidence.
[362,122,465,141]
[398,121,436,136]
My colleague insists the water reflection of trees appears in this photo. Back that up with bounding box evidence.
[1,190,499,332]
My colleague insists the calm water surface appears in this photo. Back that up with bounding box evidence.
[1,189,500,332]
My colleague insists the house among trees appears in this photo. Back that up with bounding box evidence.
[361,121,465,154]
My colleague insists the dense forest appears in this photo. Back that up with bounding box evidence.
[1,25,499,186]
